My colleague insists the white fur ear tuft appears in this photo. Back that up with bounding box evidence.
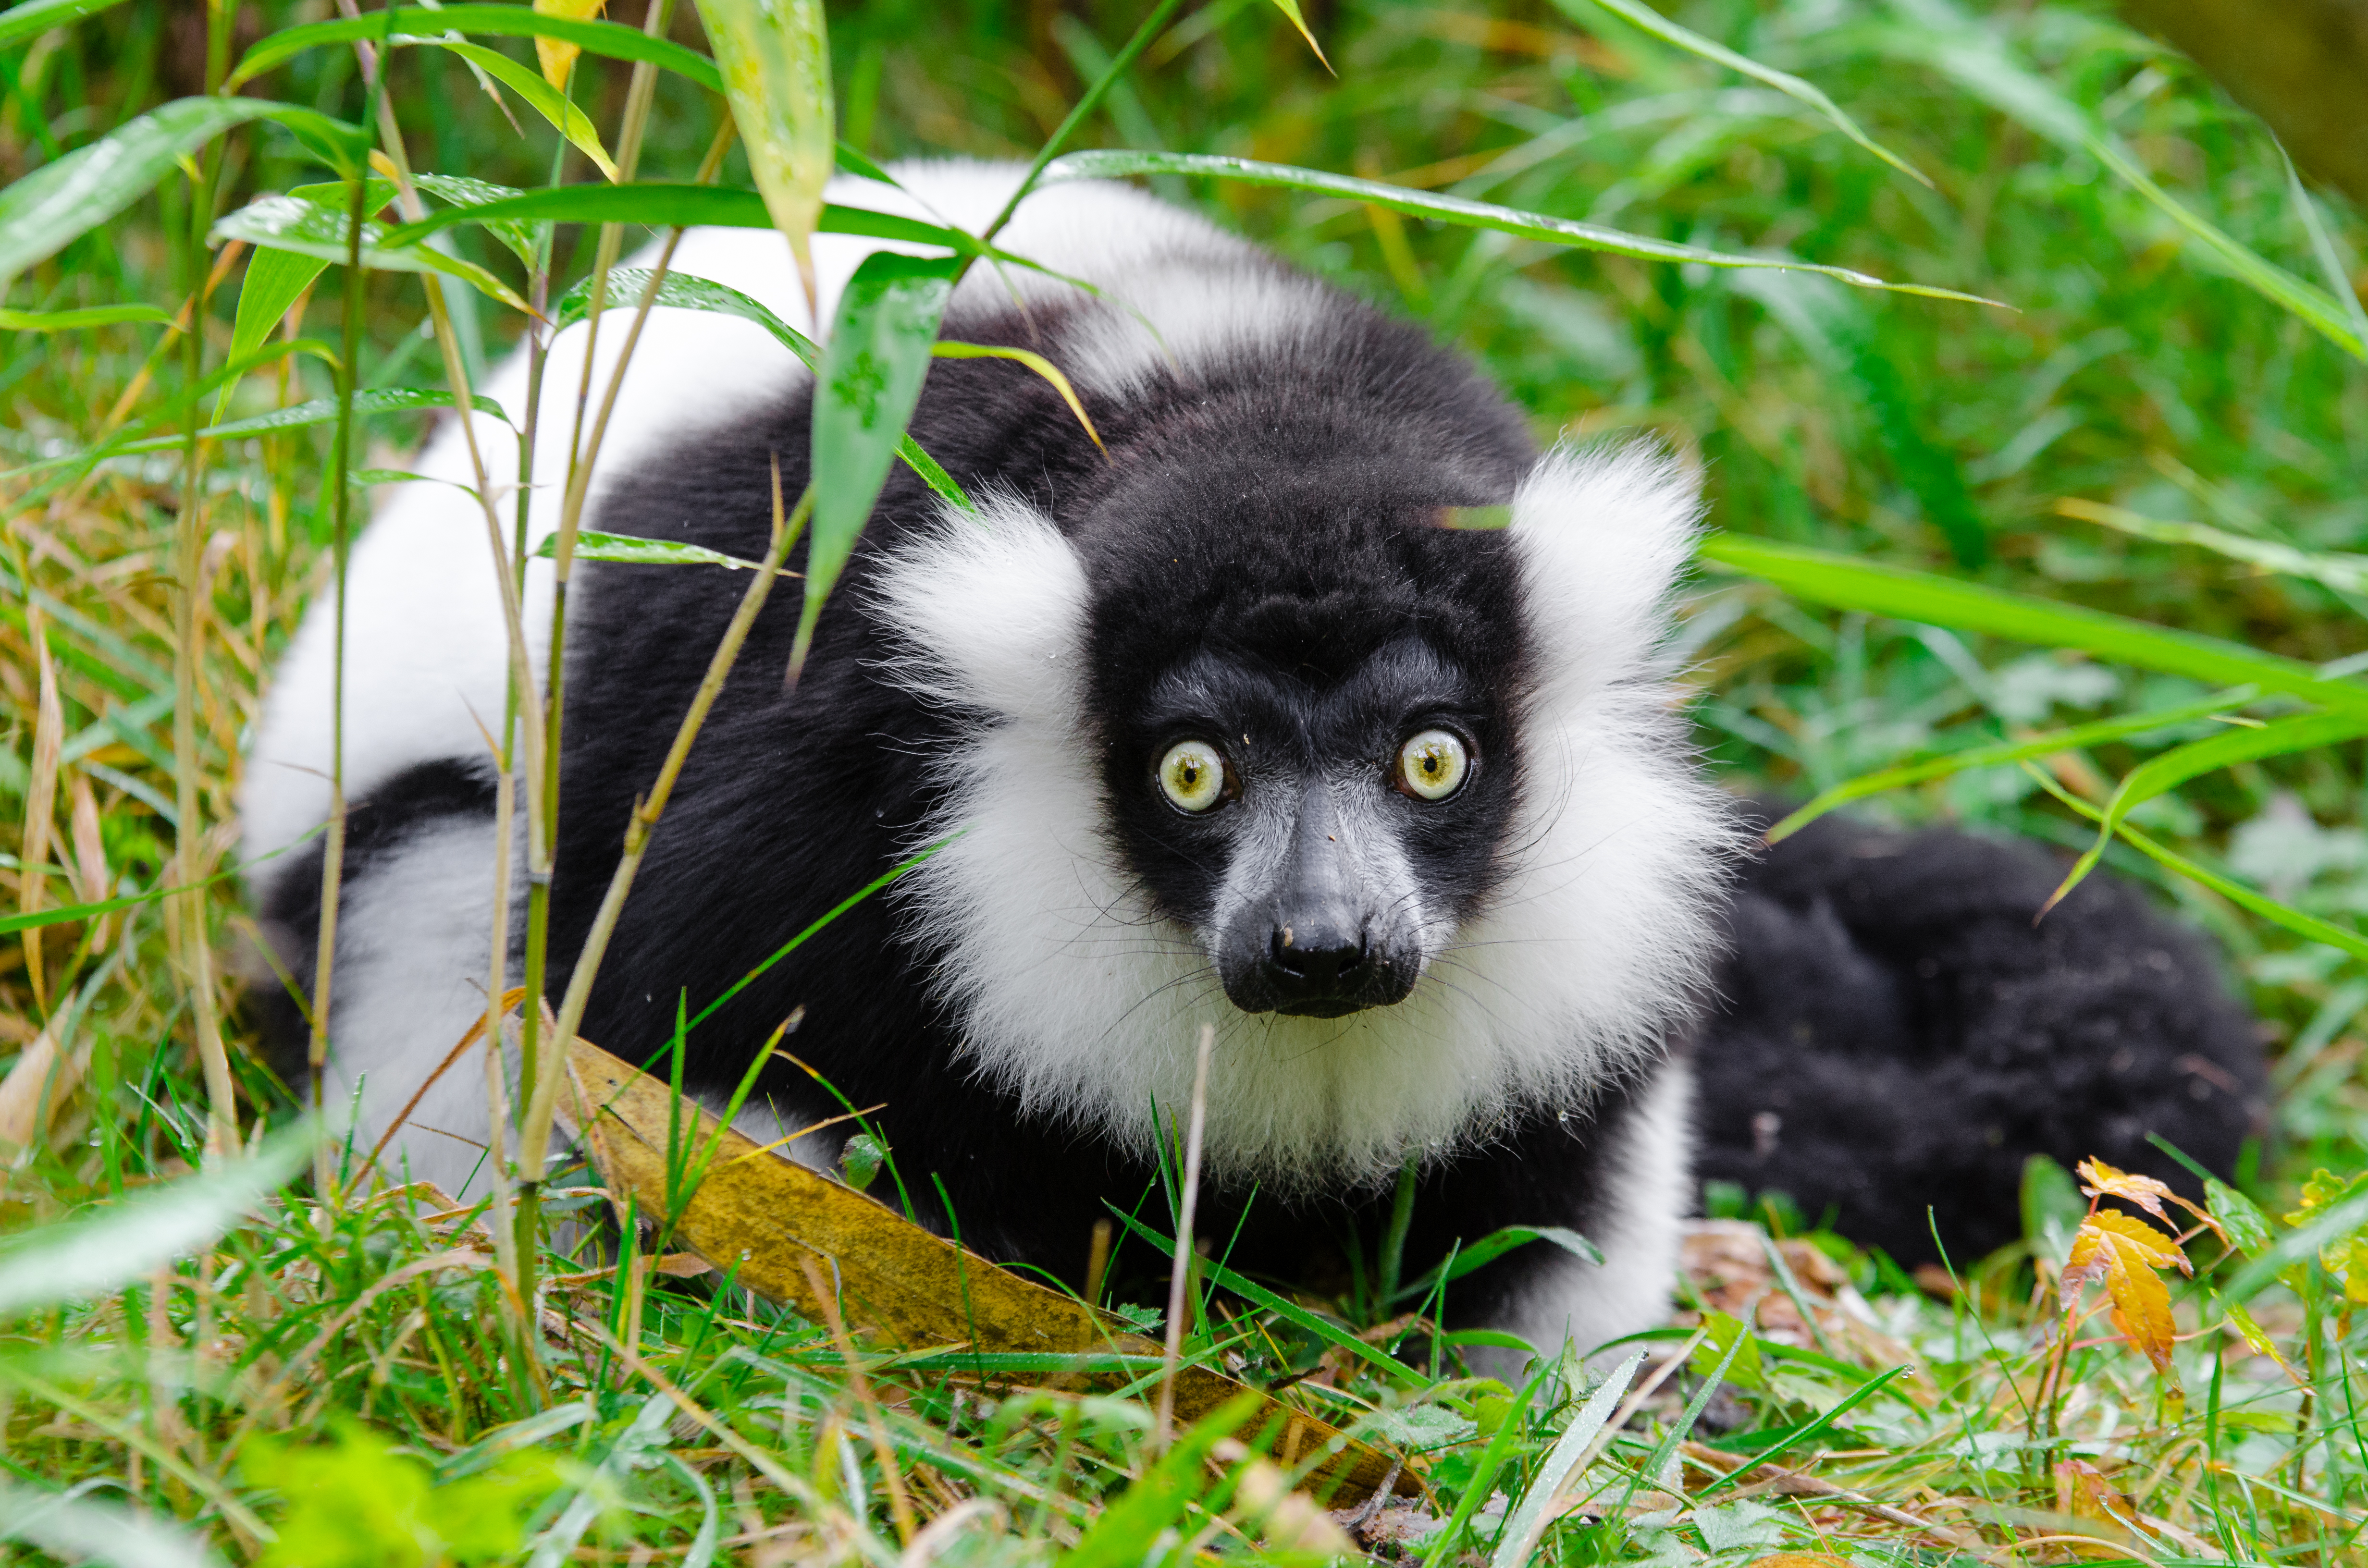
[867,491,1090,725]
[1508,441,1703,707]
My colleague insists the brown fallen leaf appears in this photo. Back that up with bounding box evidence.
[560,1034,1416,1503]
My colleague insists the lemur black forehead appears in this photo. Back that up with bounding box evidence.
[1137,637,1485,748]
[1071,460,1535,732]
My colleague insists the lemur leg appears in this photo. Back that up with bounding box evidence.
[1398,1055,1696,1376]
[1691,808,2267,1265]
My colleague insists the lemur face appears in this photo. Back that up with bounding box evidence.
[1107,636,1517,1019]
[1073,458,1534,1027]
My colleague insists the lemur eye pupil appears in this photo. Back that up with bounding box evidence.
[1396,729,1469,802]
[1158,740,1230,813]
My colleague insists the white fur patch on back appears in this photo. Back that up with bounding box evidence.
[240,161,1278,897]
[876,447,1736,1192]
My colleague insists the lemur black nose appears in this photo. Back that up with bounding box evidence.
[1265,920,1372,1016]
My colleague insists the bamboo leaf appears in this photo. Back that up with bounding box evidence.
[5,387,511,480]
[1555,0,1930,185]
[2045,708,2368,914]
[0,98,367,280]
[0,304,173,331]
[211,192,530,313]
[225,5,722,94]
[1038,150,1999,304]
[558,1034,1409,1502]
[932,340,1104,454]
[0,0,130,50]
[1765,689,2260,843]
[217,245,331,420]
[434,38,618,181]
[377,183,981,252]
[531,529,768,572]
[410,173,548,270]
[0,1126,311,1314]
[549,267,974,513]
[695,0,832,306]
[794,250,961,681]
[1700,532,2368,711]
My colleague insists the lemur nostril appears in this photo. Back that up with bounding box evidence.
[1268,926,1369,990]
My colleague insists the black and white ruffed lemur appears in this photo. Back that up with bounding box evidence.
[241,161,2266,1359]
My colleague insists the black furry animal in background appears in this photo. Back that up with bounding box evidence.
[242,160,2267,1358]
[1691,805,2266,1266]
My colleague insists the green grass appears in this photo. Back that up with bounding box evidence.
[4,0,2368,1562]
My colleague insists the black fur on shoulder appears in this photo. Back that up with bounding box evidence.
[1690,802,2269,1265]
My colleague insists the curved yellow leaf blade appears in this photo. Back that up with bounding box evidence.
[559,1034,1416,1505]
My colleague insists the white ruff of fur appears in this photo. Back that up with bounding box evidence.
[874,444,1735,1192]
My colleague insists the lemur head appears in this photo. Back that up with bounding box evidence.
[877,374,1734,1190]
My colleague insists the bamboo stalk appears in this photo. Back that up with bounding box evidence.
[517,0,686,1144]
[176,0,239,1164]
[512,471,810,1264]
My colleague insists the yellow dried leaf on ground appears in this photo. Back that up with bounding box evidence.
[559,1034,1414,1504]
[533,0,607,90]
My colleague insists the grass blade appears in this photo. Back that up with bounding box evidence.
[793,250,960,682]
[1040,150,1994,303]
[1699,532,2368,711]
[0,1482,225,1568]
[1492,1348,1647,1568]
[1765,689,2262,843]
[1104,1203,1425,1388]
[2026,766,2368,966]
[0,0,128,49]
[1262,0,1331,68]
[0,1126,311,1314]
[1871,3,2363,360]
[2045,709,2368,914]
[0,98,366,280]
[2058,498,2368,595]
[225,4,723,94]
[1556,0,1929,185]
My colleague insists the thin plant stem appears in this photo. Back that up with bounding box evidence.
[980,0,1187,245]
[170,0,240,1164]
[518,0,681,1180]
[304,146,373,1200]
[1156,1021,1215,1449]
[1377,1151,1420,1317]
[514,472,811,1272]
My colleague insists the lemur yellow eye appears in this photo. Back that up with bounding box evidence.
[1158,740,1230,813]
[1395,729,1469,801]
